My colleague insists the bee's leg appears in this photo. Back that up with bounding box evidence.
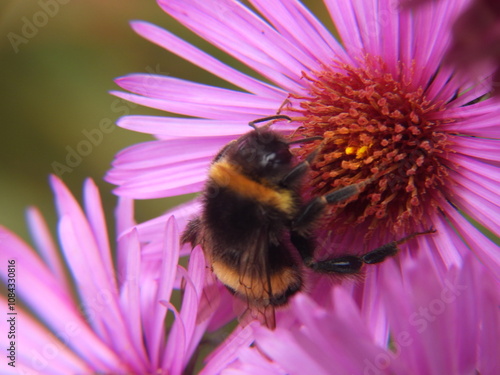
[292,180,369,233]
[290,231,364,274]
[360,227,436,264]
[291,228,436,274]
[280,148,322,188]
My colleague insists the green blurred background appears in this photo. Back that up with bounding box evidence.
[0,0,329,245]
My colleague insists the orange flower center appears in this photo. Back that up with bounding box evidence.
[289,58,455,235]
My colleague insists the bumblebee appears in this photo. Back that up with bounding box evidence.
[182,115,434,328]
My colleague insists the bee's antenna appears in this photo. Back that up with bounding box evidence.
[287,136,323,145]
[248,115,292,130]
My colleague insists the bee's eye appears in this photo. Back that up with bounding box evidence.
[260,152,277,167]
[260,145,291,168]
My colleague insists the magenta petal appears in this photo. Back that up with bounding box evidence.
[180,247,206,353]
[117,115,249,138]
[163,248,206,374]
[324,1,363,58]
[0,301,94,375]
[112,164,207,199]
[450,182,500,236]
[26,207,68,286]
[116,75,281,111]
[112,90,273,120]
[51,176,147,371]
[442,199,500,280]
[118,228,149,366]
[158,0,313,92]
[147,215,180,367]
[256,327,331,375]
[0,228,126,372]
[452,136,500,163]
[451,154,500,186]
[249,0,348,64]
[451,169,500,208]
[112,138,228,170]
[162,302,187,375]
[83,178,116,290]
[443,107,500,138]
[130,21,284,98]
[201,325,256,375]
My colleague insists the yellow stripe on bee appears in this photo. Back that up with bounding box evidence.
[212,260,300,302]
[209,161,295,214]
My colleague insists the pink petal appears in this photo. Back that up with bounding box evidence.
[180,247,208,362]
[450,169,500,208]
[201,325,256,375]
[441,198,500,280]
[118,116,250,138]
[112,91,274,120]
[115,75,282,111]
[147,215,180,366]
[0,228,125,371]
[83,178,116,291]
[451,136,500,163]
[359,269,389,346]
[255,327,333,375]
[379,255,434,374]
[410,0,466,89]
[130,21,284,98]
[158,0,311,92]
[118,228,149,366]
[162,302,186,375]
[324,0,363,59]
[428,212,466,269]
[449,181,500,236]
[113,166,206,199]
[50,176,145,370]
[249,0,348,64]
[0,301,93,375]
[26,207,68,286]
[164,252,205,374]
[450,154,500,184]
[111,137,228,170]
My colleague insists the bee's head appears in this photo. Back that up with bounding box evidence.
[229,128,293,180]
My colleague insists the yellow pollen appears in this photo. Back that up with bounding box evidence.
[356,146,369,159]
[345,146,355,155]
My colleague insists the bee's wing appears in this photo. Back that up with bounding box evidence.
[238,301,276,330]
[237,227,276,329]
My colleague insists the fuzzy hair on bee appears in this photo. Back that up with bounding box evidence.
[181,115,435,329]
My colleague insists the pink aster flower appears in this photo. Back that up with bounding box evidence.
[0,176,219,375]
[209,250,500,375]
[107,0,500,283]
